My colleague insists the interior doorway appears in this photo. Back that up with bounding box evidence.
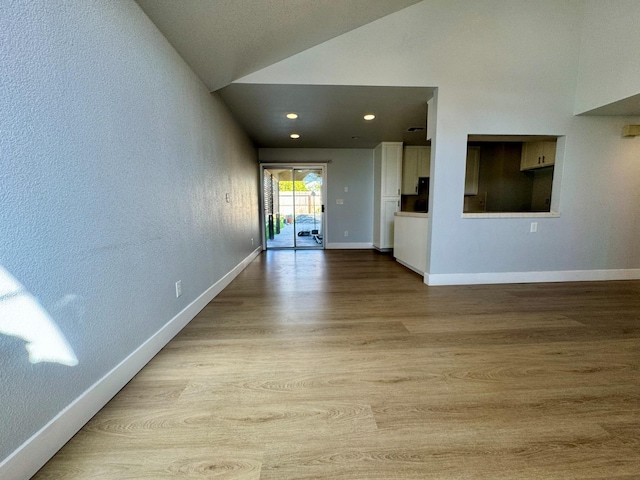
[262,165,326,249]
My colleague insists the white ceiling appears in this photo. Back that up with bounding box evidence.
[579,93,640,116]
[135,0,421,92]
[135,0,430,149]
[218,84,435,148]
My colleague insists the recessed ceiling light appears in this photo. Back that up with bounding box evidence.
[286,113,298,119]
[290,133,300,139]
[363,114,376,121]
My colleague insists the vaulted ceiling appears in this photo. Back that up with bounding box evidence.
[135,0,431,148]
[135,0,422,92]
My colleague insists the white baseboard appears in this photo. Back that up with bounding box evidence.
[0,247,262,480]
[326,242,373,249]
[396,259,424,276]
[424,268,640,286]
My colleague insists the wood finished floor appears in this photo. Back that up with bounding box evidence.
[33,250,640,479]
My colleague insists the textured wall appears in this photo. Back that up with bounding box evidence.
[0,0,259,462]
[258,149,374,244]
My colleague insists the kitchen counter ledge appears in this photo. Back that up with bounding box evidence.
[395,211,429,218]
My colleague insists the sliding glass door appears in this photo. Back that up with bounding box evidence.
[262,166,325,249]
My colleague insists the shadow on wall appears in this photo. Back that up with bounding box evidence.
[0,266,78,367]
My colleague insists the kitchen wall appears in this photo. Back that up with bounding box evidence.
[240,0,640,282]
[531,168,554,212]
[474,143,534,212]
[0,0,259,476]
[259,148,374,247]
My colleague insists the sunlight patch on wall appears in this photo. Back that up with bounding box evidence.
[0,266,78,367]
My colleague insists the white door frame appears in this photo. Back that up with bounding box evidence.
[260,163,328,250]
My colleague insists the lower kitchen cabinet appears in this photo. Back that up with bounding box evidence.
[393,212,428,275]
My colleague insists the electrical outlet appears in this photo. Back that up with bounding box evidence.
[336,199,344,205]
[344,231,349,237]
[530,222,538,233]
[175,280,182,298]
[344,186,348,192]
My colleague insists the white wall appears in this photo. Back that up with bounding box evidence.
[0,0,260,475]
[241,0,640,282]
[575,0,640,114]
[259,149,374,246]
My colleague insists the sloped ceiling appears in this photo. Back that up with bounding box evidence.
[135,0,422,91]
[578,93,640,116]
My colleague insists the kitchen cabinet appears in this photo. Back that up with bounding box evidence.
[382,198,400,247]
[464,146,480,196]
[394,212,428,275]
[373,142,402,250]
[382,143,403,197]
[417,148,431,178]
[520,141,556,170]
[402,146,431,195]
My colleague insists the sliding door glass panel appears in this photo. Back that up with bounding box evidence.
[264,168,295,248]
[292,168,323,248]
[264,166,324,249]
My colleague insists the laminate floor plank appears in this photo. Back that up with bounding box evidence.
[401,312,583,332]
[32,250,640,479]
[172,320,411,341]
[40,446,263,479]
[259,422,640,479]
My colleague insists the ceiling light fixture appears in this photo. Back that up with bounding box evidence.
[363,114,376,121]
[290,133,300,139]
[286,113,298,119]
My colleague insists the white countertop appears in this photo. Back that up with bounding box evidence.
[395,211,428,218]
[462,211,560,219]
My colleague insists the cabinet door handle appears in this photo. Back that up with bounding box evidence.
[397,188,400,195]
[538,156,541,164]
[542,155,545,164]
[415,185,418,193]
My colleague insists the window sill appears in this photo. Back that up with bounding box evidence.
[462,211,560,219]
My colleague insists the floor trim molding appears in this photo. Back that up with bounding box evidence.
[396,259,424,276]
[326,242,373,249]
[0,247,262,480]
[424,268,640,286]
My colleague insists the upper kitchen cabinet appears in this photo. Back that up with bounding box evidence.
[402,146,431,195]
[521,141,556,171]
